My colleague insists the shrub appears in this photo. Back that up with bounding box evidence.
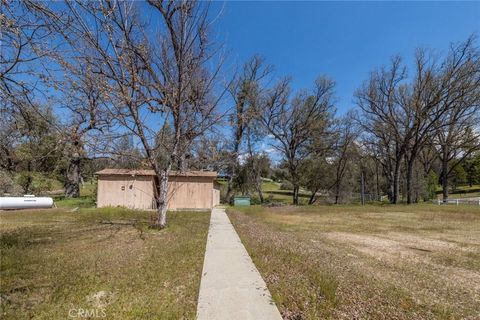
[14,172,60,195]
[280,181,294,190]
[0,170,22,195]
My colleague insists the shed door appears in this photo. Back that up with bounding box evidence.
[125,178,136,209]
[126,176,155,210]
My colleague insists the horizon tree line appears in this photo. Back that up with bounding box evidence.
[1,1,480,228]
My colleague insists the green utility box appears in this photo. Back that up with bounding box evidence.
[233,196,251,206]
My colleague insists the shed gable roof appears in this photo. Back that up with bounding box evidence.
[95,168,217,178]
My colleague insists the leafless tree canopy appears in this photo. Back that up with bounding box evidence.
[1,1,480,218]
[356,37,480,203]
[259,76,335,204]
[3,0,226,227]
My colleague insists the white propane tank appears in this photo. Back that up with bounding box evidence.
[0,195,54,210]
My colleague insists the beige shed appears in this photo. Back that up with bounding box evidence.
[95,169,220,211]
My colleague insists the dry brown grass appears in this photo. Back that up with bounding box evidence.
[0,207,210,319]
[228,204,480,320]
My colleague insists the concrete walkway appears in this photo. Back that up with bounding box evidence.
[197,208,282,320]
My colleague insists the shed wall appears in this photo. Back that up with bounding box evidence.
[97,175,155,210]
[167,176,214,210]
[97,174,216,210]
[213,189,220,207]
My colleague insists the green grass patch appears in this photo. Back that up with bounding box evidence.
[435,184,480,198]
[261,181,281,191]
[53,182,97,208]
[54,196,96,208]
[0,207,210,319]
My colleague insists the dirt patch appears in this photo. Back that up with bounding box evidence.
[87,291,116,309]
[325,232,422,261]
[324,232,465,256]
[324,231,480,310]
[230,205,480,319]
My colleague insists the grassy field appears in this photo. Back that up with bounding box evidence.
[263,181,480,204]
[216,178,311,204]
[221,178,480,205]
[228,204,480,320]
[0,207,210,319]
[50,181,97,208]
[258,180,310,204]
[436,185,480,199]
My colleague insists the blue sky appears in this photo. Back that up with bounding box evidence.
[211,1,480,114]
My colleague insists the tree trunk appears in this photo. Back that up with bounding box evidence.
[308,189,318,205]
[360,170,365,205]
[292,185,299,205]
[65,157,81,198]
[225,151,240,204]
[255,177,264,203]
[334,183,340,204]
[24,177,32,194]
[392,162,401,204]
[257,188,264,203]
[386,172,393,203]
[177,153,187,172]
[334,165,341,205]
[154,170,169,229]
[441,157,449,202]
[406,159,414,204]
[1,146,15,173]
[226,135,242,204]
[22,162,33,194]
[225,171,235,204]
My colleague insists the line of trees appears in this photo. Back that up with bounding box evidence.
[356,39,480,203]
[1,1,480,228]
[219,38,480,205]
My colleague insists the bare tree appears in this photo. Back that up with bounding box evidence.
[244,125,271,203]
[301,114,357,205]
[54,60,112,198]
[0,2,70,196]
[300,156,332,205]
[401,38,480,203]
[435,98,480,201]
[0,109,20,174]
[1,1,58,177]
[356,57,406,203]
[36,0,225,227]
[3,1,118,198]
[357,37,480,204]
[432,38,480,201]
[331,115,358,204]
[1,1,55,112]
[224,55,272,203]
[259,77,335,204]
